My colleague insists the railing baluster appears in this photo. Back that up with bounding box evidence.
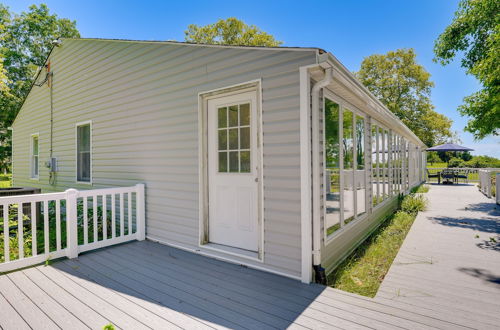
[111,194,116,238]
[44,200,49,254]
[93,196,98,242]
[18,203,24,259]
[128,192,132,235]
[103,195,107,240]
[56,199,61,251]
[3,203,9,262]
[120,193,124,237]
[83,197,88,245]
[31,202,37,257]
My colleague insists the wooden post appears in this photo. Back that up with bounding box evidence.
[66,188,79,259]
[136,183,145,241]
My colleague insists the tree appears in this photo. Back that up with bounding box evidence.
[427,152,442,165]
[0,4,79,170]
[185,18,282,47]
[355,48,454,147]
[434,0,499,139]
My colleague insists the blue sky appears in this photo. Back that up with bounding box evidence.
[3,0,498,157]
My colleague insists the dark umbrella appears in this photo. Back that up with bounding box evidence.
[426,143,474,152]
[426,143,474,170]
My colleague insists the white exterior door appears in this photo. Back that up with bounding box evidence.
[207,91,259,252]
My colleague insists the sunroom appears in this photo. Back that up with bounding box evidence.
[302,56,426,282]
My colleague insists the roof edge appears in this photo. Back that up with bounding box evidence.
[60,37,326,53]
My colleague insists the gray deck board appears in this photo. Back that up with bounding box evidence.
[0,285,31,330]
[0,275,59,330]
[22,267,110,329]
[7,271,89,330]
[0,184,498,329]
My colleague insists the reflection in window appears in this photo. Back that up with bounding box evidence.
[383,129,389,198]
[372,126,381,206]
[324,99,340,236]
[356,115,366,216]
[342,109,354,224]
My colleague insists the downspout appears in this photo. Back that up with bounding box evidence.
[311,67,333,284]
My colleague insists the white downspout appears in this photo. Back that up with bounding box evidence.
[311,67,333,279]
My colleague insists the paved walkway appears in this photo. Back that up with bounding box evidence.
[376,184,500,329]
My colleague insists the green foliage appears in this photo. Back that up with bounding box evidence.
[434,0,500,139]
[448,157,465,168]
[185,18,282,47]
[411,184,430,194]
[400,194,428,215]
[356,48,453,147]
[102,324,115,330]
[464,155,500,168]
[426,152,442,165]
[0,4,80,170]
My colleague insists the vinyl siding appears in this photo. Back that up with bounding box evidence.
[12,39,318,278]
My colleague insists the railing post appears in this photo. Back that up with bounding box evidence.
[496,173,499,205]
[66,188,79,259]
[136,183,145,241]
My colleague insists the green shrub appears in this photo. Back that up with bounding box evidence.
[448,157,464,168]
[411,184,429,194]
[401,194,427,215]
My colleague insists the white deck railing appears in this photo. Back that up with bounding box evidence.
[0,184,145,273]
[478,170,498,200]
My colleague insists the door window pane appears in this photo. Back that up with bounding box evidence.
[229,151,239,172]
[219,152,228,172]
[324,99,341,236]
[240,127,250,149]
[228,105,238,127]
[218,130,227,150]
[218,107,227,128]
[228,128,238,150]
[239,103,250,126]
[240,151,250,172]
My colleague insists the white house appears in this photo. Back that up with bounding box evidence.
[11,38,426,283]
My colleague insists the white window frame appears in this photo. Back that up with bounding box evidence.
[75,120,92,185]
[323,90,372,244]
[30,133,39,180]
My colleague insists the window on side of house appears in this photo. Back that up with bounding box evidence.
[324,98,341,236]
[77,123,91,183]
[31,135,39,179]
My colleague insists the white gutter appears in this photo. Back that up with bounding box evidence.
[311,67,333,268]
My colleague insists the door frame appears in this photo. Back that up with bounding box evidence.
[198,79,264,262]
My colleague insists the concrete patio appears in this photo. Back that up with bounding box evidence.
[0,184,499,329]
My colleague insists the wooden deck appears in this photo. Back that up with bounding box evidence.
[0,184,499,329]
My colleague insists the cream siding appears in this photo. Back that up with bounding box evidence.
[12,39,318,278]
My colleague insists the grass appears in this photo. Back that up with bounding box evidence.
[327,187,428,297]
[0,174,11,188]
[411,184,429,194]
